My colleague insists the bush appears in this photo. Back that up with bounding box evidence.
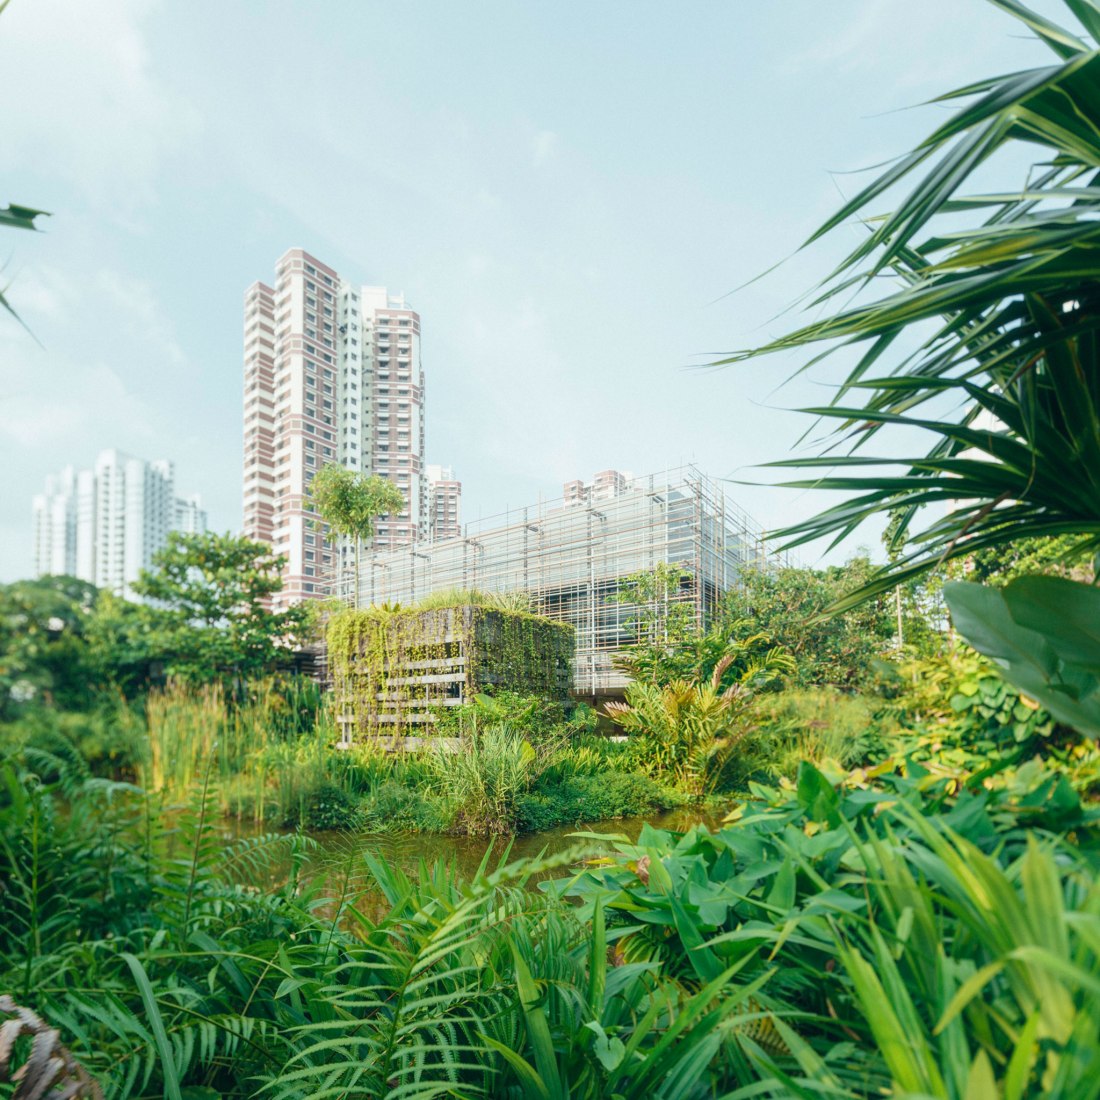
[286,782,364,831]
[360,779,454,833]
[1,704,148,782]
[742,687,882,784]
[516,770,685,832]
[426,723,552,835]
[433,691,597,742]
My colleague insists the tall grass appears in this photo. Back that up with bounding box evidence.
[427,722,550,834]
[144,680,223,796]
[143,679,353,826]
[748,687,881,780]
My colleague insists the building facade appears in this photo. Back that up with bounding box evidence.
[426,464,462,541]
[357,466,783,698]
[32,448,207,600]
[243,248,431,606]
[174,493,207,535]
[563,468,629,507]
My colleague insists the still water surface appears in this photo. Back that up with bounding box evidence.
[219,807,724,908]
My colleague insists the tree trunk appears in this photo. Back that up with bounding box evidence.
[353,537,361,610]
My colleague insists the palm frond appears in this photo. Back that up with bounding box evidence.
[720,1,1100,599]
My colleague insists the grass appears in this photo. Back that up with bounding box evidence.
[748,687,883,780]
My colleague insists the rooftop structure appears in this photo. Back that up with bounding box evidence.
[357,465,783,697]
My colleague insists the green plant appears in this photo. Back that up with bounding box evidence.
[2,753,810,1098]
[308,463,405,607]
[946,576,1100,738]
[293,781,364,830]
[606,652,789,795]
[516,770,685,832]
[426,722,550,834]
[720,557,944,685]
[722,0,1100,604]
[837,811,1100,1098]
[0,197,49,330]
[0,575,102,719]
[748,687,880,782]
[131,532,313,692]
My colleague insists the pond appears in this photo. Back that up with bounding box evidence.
[217,807,724,914]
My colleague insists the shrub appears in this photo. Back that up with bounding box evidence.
[360,779,454,833]
[426,722,551,835]
[286,782,364,831]
[742,687,882,784]
[433,691,595,742]
[516,770,685,832]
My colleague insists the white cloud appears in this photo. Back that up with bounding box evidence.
[0,362,154,448]
[0,0,201,210]
[94,270,188,366]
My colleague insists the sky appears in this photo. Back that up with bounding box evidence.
[0,0,1057,581]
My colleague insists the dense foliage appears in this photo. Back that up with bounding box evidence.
[0,575,101,718]
[1,729,1096,1097]
[132,532,313,690]
[0,535,312,715]
[722,0,1100,599]
[720,555,942,686]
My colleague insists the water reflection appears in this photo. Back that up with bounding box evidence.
[218,807,722,916]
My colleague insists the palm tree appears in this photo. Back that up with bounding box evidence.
[308,464,405,608]
[723,0,1100,605]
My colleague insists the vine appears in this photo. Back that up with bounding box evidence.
[328,596,573,739]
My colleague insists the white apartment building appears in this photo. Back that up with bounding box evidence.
[563,469,631,507]
[426,464,462,541]
[243,247,431,606]
[174,493,207,535]
[32,449,207,601]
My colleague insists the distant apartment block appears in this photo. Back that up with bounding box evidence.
[426,464,462,541]
[243,248,431,606]
[174,493,207,534]
[32,448,207,600]
[563,468,630,506]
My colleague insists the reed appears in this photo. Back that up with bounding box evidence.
[142,678,356,826]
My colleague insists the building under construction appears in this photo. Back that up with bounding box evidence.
[356,466,782,699]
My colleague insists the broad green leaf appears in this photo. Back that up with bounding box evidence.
[796,762,841,825]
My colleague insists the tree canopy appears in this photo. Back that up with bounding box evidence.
[131,532,313,688]
[309,464,406,607]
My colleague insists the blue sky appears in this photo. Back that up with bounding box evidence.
[0,0,1054,581]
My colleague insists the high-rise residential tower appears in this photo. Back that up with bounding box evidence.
[426,464,462,541]
[563,469,630,507]
[32,448,207,600]
[243,248,427,606]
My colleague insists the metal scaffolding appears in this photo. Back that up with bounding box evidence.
[354,465,784,698]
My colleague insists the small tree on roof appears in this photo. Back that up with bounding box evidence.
[309,464,405,608]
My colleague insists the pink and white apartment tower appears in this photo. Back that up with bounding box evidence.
[243,248,427,607]
[426,464,462,541]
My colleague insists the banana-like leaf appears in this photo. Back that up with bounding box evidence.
[945,577,1100,736]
